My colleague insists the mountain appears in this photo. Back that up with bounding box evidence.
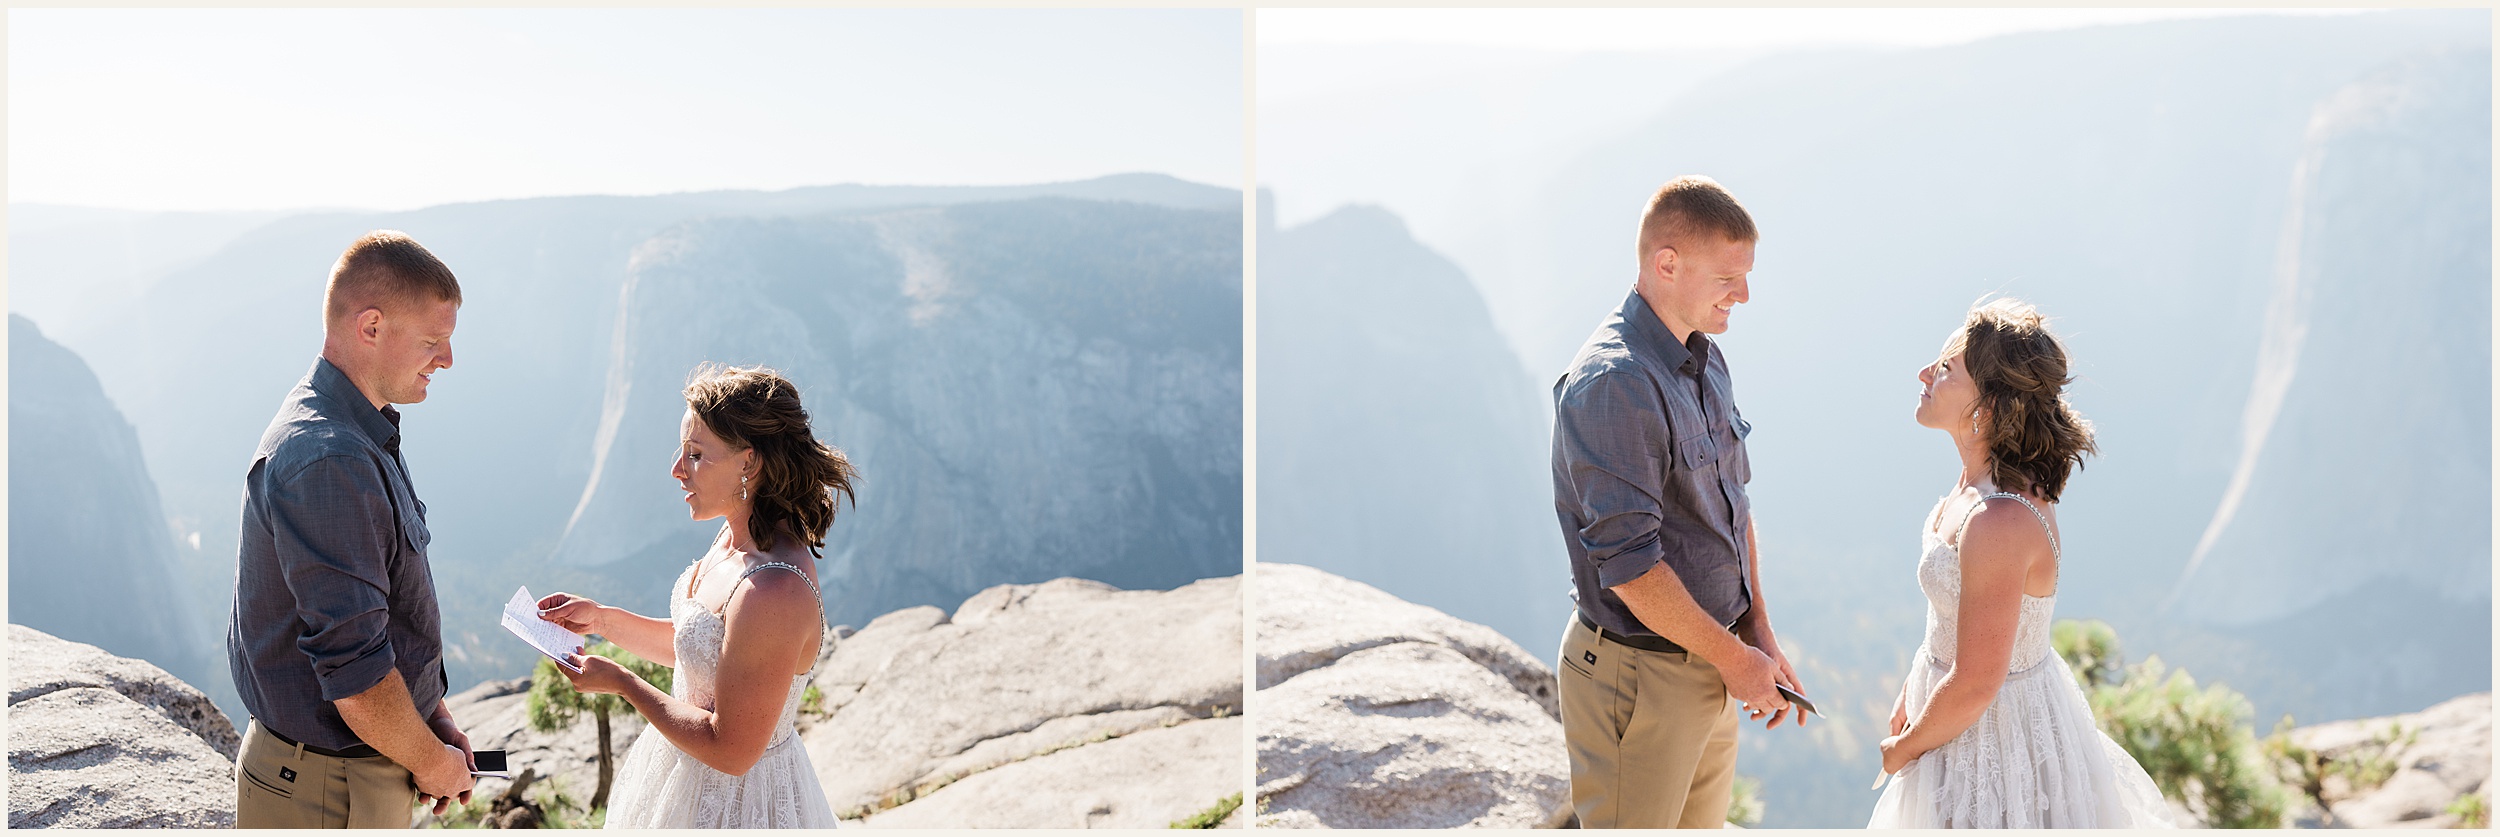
[551,198,1243,630]
[1255,199,1564,647]
[6,315,214,706]
[6,174,1244,723]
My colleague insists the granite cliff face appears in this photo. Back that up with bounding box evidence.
[1254,563,1567,829]
[1256,203,1566,650]
[7,625,239,829]
[550,197,1243,633]
[6,317,213,706]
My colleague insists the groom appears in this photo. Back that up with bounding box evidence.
[1550,175,1805,828]
[227,231,474,827]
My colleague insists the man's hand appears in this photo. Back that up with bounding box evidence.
[1734,619,1806,729]
[336,669,481,818]
[425,706,474,810]
[411,742,475,816]
[1716,642,1791,723]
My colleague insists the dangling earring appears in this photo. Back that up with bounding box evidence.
[740,475,750,501]
[1970,410,1983,437]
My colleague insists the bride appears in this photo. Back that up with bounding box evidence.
[1867,299,2173,828]
[537,363,858,828]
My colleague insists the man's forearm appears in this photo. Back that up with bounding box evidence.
[1610,560,1749,667]
[335,668,453,774]
[1737,517,1771,636]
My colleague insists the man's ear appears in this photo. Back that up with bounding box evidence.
[355,307,386,345]
[1650,245,1680,284]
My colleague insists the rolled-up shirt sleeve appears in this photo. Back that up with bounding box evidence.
[1557,368,1671,590]
[265,453,400,702]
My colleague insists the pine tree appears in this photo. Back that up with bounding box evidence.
[526,640,671,814]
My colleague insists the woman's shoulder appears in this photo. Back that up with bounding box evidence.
[727,545,819,597]
[1960,494,2055,562]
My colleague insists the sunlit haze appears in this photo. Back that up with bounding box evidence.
[10,8,1243,212]
[1258,7,2370,52]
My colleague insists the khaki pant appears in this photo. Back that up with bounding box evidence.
[1558,616,1741,829]
[236,719,418,828]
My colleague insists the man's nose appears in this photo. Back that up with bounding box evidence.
[438,340,455,370]
[1730,276,1750,304]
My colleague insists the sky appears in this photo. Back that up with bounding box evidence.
[1254,8,2382,230]
[9,8,1244,213]
[1257,7,2371,52]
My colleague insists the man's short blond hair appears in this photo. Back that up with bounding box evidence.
[1635,175,1759,265]
[323,231,461,328]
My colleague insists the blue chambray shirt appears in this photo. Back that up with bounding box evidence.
[1552,290,1756,638]
[227,357,446,750]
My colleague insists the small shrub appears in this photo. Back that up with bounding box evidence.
[1171,792,1243,828]
[527,640,670,812]
[421,797,492,829]
[2052,619,2125,689]
[2089,655,2294,828]
[2261,716,2330,815]
[800,683,827,717]
[2446,791,2488,829]
[2325,722,2412,794]
[1726,774,1765,827]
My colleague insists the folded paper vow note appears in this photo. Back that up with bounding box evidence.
[501,586,584,673]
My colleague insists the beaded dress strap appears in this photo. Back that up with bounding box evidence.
[731,563,825,619]
[730,562,827,677]
[1954,492,2060,559]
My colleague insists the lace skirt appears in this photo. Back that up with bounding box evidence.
[603,726,840,829]
[1868,650,2176,828]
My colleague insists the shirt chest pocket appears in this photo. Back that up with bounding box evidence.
[387,474,431,555]
[1676,416,1752,478]
[1676,434,1718,472]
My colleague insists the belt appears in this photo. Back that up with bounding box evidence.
[1578,609,1691,654]
[260,721,382,759]
[1576,608,1744,655]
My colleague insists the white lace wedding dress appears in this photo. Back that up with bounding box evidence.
[1867,492,2174,828]
[603,560,840,829]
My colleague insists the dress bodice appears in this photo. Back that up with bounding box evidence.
[1915,494,2059,674]
[667,561,817,749]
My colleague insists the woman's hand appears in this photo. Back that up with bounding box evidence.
[1890,688,1910,737]
[536,592,606,636]
[1878,733,1923,775]
[555,653,638,696]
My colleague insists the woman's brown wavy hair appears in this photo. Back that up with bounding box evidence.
[683,363,859,554]
[1949,298,2097,503]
